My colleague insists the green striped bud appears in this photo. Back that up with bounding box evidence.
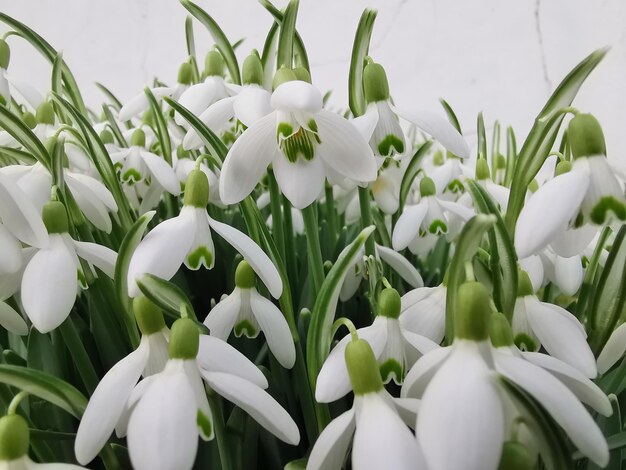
[42,201,68,234]
[183,169,209,208]
[0,414,29,460]
[130,128,146,147]
[204,51,225,77]
[168,318,200,360]
[568,113,606,159]
[178,63,194,85]
[489,311,514,348]
[242,51,264,86]
[345,338,383,395]
[35,102,55,125]
[476,158,490,180]
[363,62,390,103]
[133,296,166,335]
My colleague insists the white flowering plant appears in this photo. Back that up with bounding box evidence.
[0,1,624,469]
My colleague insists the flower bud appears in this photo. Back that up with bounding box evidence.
[22,112,36,130]
[235,260,256,289]
[178,62,194,85]
[554,160,572,176]
[42,200,68,234]
[204,51,225,77]
[498,441,534,470]
[489,311,514,348]
[133,295,166,335]
[455,281,491,341]
[35,102,55,125]
[433,150,445,166]
[363,62,390,104]
[378,288,401,319]
[130,128,146,147]
[345,338,383,395]
[292,67,311,84]
[168,318,200,360]
[568,113,606,159]
[272,68,298,90]
[496,154,507,170]
[99,129,114,145]
[516,269,534,298]
[0,39,9,69]
[183,169,209,208]
[0,414,29,460]
[476,158,490,180]
[420,177,436,197]
[242,52,264,86]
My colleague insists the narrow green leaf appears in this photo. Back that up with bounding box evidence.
[95,82,123,111]
[444,214,496,342]
[477,112,487,160]
[0,106,50,169]
[136,273,198,322]
[398,141,433,213]
[101,104,128,148]
[50,53,70,124]
[466,180,518,318]
[490,120,500,179]
[277,0,299,69]
[348,9,377,117]
[504,126,516,186]
[185,15,196,59]
[0,146,37,165]
[144,88,172,165]
[181,0,241,85]
[306,225,376,387]
[0,365,87,418]
[439,99,462,133]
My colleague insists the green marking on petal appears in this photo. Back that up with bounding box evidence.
[514,333,538,352]
[590,196,626,224]
[122,168,142,184]
[379,358,404,384]
[78,269,88,289]
[307,118,318,133]
[280,127,319,162]
[234,320,258,338]
[197,410,213,440]
[377,134,404,156]
[277,122,294,140]
[447,179,465,193]
[186,246,213,270]
[428,219,447,235]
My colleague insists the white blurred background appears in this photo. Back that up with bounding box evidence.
[1,0,625,159]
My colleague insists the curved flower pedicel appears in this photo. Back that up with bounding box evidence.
[219,69,378,209]
[127,169,282,299]
[126,318,299,470]
[308,335,425,470]
[204,260,295,368]
[402,281,610,470]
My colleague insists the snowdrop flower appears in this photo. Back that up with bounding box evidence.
[0,39,43,108]
[1,414,85,469]
[118,62,193,122]
[219,69,378,209]
[402,281,609,469]
[127,318,299,470]
[183,52,272,149]
[128,170,282,298]
[474,159,509,212]
[109,129,180,196]
[316,288,439,402]
[175,151,222,206]
[428,152,470,197]
[354,62,469,160]
[400,283,447,343]
[308,335,425,470]
[339,243,423,301]
[512,270,596,377]
[369,161,403,215]
[21,201,117,333]
[75,297,171,465]
[204,260,295,368]
[516,114,626,259]
[392,177,474,250]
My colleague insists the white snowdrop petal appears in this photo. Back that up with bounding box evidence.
[392,202,428,251]
[307,408,355,470]
[75,339,150,465]
[207,216,282,298]
[271,80,322,113]
[0,224,22,274]
[597,323,626,374]
[203,291,241,340]
[399,286,446,343]
[553,254,583,296]
[272,153,325,209]
[376,244,423,288]
[202,371,300,445]
[249,289,295,368]
[182,96,237,149]
[22,235,77,333]
[73,240,117,278]
[550,224,598,258]
[140,151,181,196]
[233,86,272,128]
[0,300,28,335]
[0,173,48,248]
[519,256,544,292]
[175,81,220,126]
[119,87,171,121]
[66,172,117,211]
[350,104,379,140]
[401,346,451,398]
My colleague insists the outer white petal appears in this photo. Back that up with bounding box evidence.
[140,151,181,196]
[495,352,609,466]
[350,104,379,140]
[174,81,220,126]
[202,371,300,445]
[550,224,598,258]
[306,408,355,470]
[73,240,117,278]
[197,335,267,388]
[525,297,597,377]
[520,351,611,416]
[418,341,504,470]
[271,81,322,113]
[352,393,423,470]
[399,286,446,343]
[207,216,282,298]
[5,73,44,108]
[66,172,117,211]
[219,112,277,205]
[22,235,77,333]
[249,289,295,368]
[119,87,171,121]
[315,110,377,183]
[376,244,423,288]
[272,153,325,209]
[127,212,195,297]
[392,202,428,251]
[203,290,240,339]
[0,173,48,248]
[0,301,28,335]
[184,208,215,270]
[66,175,112,233]
[127,361,198,470]
[75,338,150,465]
[233,86,272,127]
[401,346,451,398]
[144,330,169,377]
[0,224,22,274]
[515,166,590,258]
[183,361,214,441]
[392,105,470,158]
[553,254,583,296]
[597,322,626,374]
[519,256,544,292]
[182,96,237,149]
[315,321,388,403]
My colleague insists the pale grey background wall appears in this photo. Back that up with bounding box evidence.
[1,0,625,161]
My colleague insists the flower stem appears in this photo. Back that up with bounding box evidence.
[58,317,99,394]
[282,196,298,297]
[324,183,338,246]
[7,391,28,414]
[301,203,325,295]
[358,186,376,257]
[267,169,286,262]
[207,392,233,470]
